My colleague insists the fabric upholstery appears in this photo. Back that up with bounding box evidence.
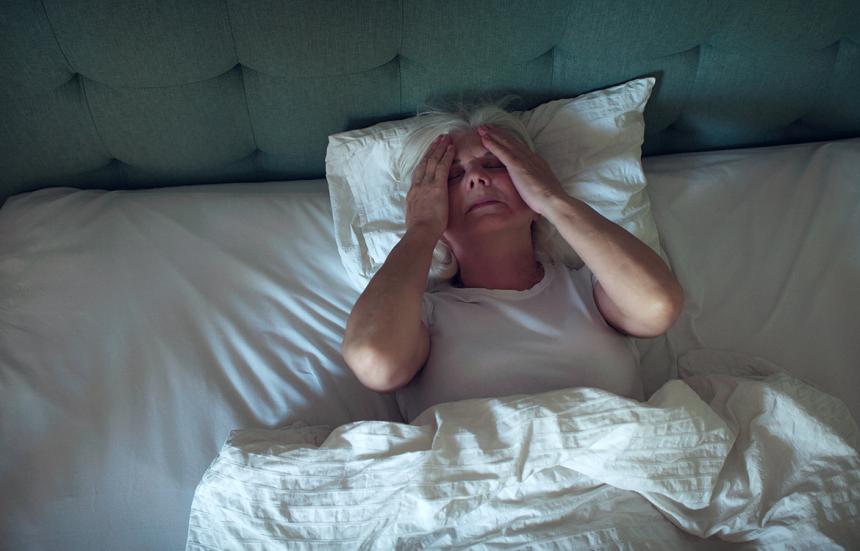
[1,0,858,203]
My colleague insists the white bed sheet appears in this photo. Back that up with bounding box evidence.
[635,137,860,423]
[1,137,859,549]
[0,181,400,550]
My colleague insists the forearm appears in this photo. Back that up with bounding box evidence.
[542,194,682,319]
[342,228,436,388]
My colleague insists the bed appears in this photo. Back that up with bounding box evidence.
[1,1,859,550]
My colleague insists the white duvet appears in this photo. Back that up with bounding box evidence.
[186,350,860,549]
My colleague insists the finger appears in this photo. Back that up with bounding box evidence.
[429,134,449,162]
[423,135,449,182]
[478,124,523,154]
[433,144,455,182]
[412,155,428,185]
[413,135,444,185]
[477,129,516,168]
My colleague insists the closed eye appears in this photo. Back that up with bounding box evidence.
[448,159,505,182]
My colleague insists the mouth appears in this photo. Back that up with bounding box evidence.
[466,199,504,213]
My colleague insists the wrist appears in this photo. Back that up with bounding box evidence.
[540,193,581,222]
[403,225,442,250]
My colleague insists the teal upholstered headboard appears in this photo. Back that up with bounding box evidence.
[2,0,859,205]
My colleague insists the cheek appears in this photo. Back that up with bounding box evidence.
[446,188,461,225]
[497,174,527,205]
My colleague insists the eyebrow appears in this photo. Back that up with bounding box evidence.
[451,152,498,167]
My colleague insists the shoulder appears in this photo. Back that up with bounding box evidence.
[550,260,594,291]
[569,262,596,285]
[558,263,629,335]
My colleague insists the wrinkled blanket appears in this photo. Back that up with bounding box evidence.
[186,350,860,549]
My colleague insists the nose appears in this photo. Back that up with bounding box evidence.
[465,165,491,189]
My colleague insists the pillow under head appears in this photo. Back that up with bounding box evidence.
[325,77,665,291]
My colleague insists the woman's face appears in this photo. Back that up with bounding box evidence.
[442,128,537,249]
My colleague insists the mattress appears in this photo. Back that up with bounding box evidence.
[1,138,858,549]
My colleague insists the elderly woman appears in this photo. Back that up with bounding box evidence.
[341,104,684,422]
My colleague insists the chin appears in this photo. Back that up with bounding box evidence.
[468,212,511,226]
[451,216,529,241]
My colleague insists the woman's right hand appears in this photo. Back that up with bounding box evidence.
[405,133,455,240]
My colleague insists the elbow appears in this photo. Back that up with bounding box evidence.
[668,279,685,322]
[341,341,410,394]
[626,281,685,338]
[649,281,685,336]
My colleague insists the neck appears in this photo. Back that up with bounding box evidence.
[451,229,543,291]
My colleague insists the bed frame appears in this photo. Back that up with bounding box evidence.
[2,0,858,205]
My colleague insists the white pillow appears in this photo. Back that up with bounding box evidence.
[325,77,666,291]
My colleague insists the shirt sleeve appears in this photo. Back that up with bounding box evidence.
[420,293,435,328]
[575,263,598,288]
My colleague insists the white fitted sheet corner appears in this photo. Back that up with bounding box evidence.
[185,356,860,549]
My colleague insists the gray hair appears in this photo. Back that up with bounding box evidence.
[395,96,559,286]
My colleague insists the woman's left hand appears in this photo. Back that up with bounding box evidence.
[476,124,566,216]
